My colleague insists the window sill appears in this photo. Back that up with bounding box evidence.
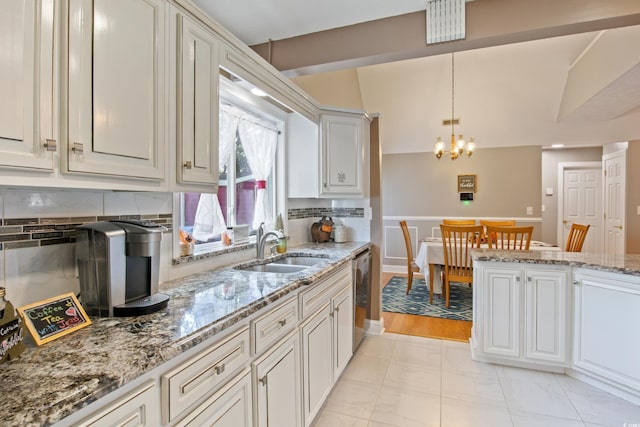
[172,240,255,265]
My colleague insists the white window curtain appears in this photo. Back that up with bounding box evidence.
[237,113,278,230]
[191,109,238,241]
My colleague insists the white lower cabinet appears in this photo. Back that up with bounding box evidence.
[175,369,253,427]
[473,262,570,368]
[573,269,640,395]
[300,265,353,426]
[77,381,158,427]
[252,331,301,427]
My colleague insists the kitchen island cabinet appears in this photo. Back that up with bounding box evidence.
[471,249,640,405]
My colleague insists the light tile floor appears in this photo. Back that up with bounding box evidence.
[312,333,640,427]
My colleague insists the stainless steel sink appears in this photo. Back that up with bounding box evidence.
[271,256,326,266]
[233,254,328,274]
[237,263,308,273]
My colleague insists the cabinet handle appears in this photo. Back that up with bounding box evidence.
[515,276,520,282]
[334,306,340,312]
[43,139,57,152]
[184,161,192,169]
[573,280,581,287]
[214,364,225,375]
[278,319,287,327]
[259,375,267,386]
[527,276,532,282]
[613,225,623,230]
[71,142,84,154]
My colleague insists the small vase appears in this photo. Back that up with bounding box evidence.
[180,241,194,257]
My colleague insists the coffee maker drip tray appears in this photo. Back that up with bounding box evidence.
[113,293,170,317]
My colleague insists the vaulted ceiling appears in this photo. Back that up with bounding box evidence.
[190,0,640,153]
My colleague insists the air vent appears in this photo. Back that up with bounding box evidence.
[426,0,466,45]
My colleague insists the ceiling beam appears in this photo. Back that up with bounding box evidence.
[250,0,640,77]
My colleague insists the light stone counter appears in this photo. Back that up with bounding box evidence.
[472,249,640,277]
[0,242,370,426]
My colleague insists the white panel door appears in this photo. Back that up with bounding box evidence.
[603,151,626,257]
[482,267,521,358]
[177,13,219,186]
[524,268,569,364]
[332,284,353,381]
[320,112,364,196]
[301,303,333,427]
[562,167,602,253]
[254,333,301,427]
[0,0,55,170]
[67,0,166,180]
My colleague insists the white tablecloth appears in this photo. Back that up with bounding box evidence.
[414,238,560,295]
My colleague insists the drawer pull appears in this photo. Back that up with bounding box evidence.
[184,161,192,169]
[214,364,225,375]
[43,139,57,152]
[279,319,287,327]
[72,142,84,154]
[259,375,267,386]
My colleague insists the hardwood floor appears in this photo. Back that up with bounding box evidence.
[381,272,472,342]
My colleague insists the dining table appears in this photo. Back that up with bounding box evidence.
[414,237,560,298]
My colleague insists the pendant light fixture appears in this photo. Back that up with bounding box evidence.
[434,52,476,160]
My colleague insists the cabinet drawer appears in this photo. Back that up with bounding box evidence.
[252,297,298,355]
[299,265,351,319]
[78,381,158,427]
[175,369,253,427]
[162,327,250,423]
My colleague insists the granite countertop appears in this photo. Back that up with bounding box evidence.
[472,249,640,277]
[0,242,370,427]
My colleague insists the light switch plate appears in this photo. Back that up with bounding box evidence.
[526,206,533,215]
[545,187,554,196]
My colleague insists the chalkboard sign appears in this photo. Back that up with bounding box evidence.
[17,293,91,345]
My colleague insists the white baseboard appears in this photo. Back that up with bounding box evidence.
[382,264,424,277]
[364,318,385,335]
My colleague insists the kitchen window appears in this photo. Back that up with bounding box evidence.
[179,81,284,252]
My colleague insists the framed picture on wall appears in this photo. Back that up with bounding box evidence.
[457,174,477,193]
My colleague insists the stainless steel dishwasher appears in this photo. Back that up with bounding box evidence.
[352,247,371,351]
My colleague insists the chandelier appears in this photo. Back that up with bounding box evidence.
[434,52,476,160]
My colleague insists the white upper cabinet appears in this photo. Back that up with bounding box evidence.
[65,0,166,180]
[175,12,219,189]
[0,0,55,171]
[320,109,370,198]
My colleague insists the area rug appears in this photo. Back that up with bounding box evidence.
[382,276,472,321]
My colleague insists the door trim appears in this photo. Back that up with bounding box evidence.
[556,161,602,251]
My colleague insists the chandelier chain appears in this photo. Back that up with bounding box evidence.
[451,52,455,137]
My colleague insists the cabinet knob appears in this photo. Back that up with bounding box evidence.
[515,276,520,282]
[43,139,57,152]
[527,276,532,282]
[573,280,581,286]
[259,375,267,386]
[279,319,287,327]
[184,161,192,169]
[214,364,225,375]
[71,142,84,154]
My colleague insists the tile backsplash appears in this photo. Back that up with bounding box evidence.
[0,189,173,308]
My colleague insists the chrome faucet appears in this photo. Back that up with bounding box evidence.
[256,223,284,259]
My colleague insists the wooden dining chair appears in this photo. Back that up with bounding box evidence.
[443,219,476,225]
[479,220,515,242]
[440,224,483,308]
[565,223,590,252]
[399,220,421,294]
[486,225,534,250]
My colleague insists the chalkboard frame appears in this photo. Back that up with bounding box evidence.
[17,292,92,345]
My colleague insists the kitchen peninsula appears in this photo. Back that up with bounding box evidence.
[471,249,640,405]
[0,242,370,427]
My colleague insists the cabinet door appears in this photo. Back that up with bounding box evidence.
[67,0,166,180]
[573,271,640,391]
[0,0,55,171]
[176,13,219,187]
[332,284,353,381]
[253,332,301,427]
[482,267,522,358]
[301,303,333,427]
[176,370,253,427]
[524,268,569,364]
[320,113,365,196]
